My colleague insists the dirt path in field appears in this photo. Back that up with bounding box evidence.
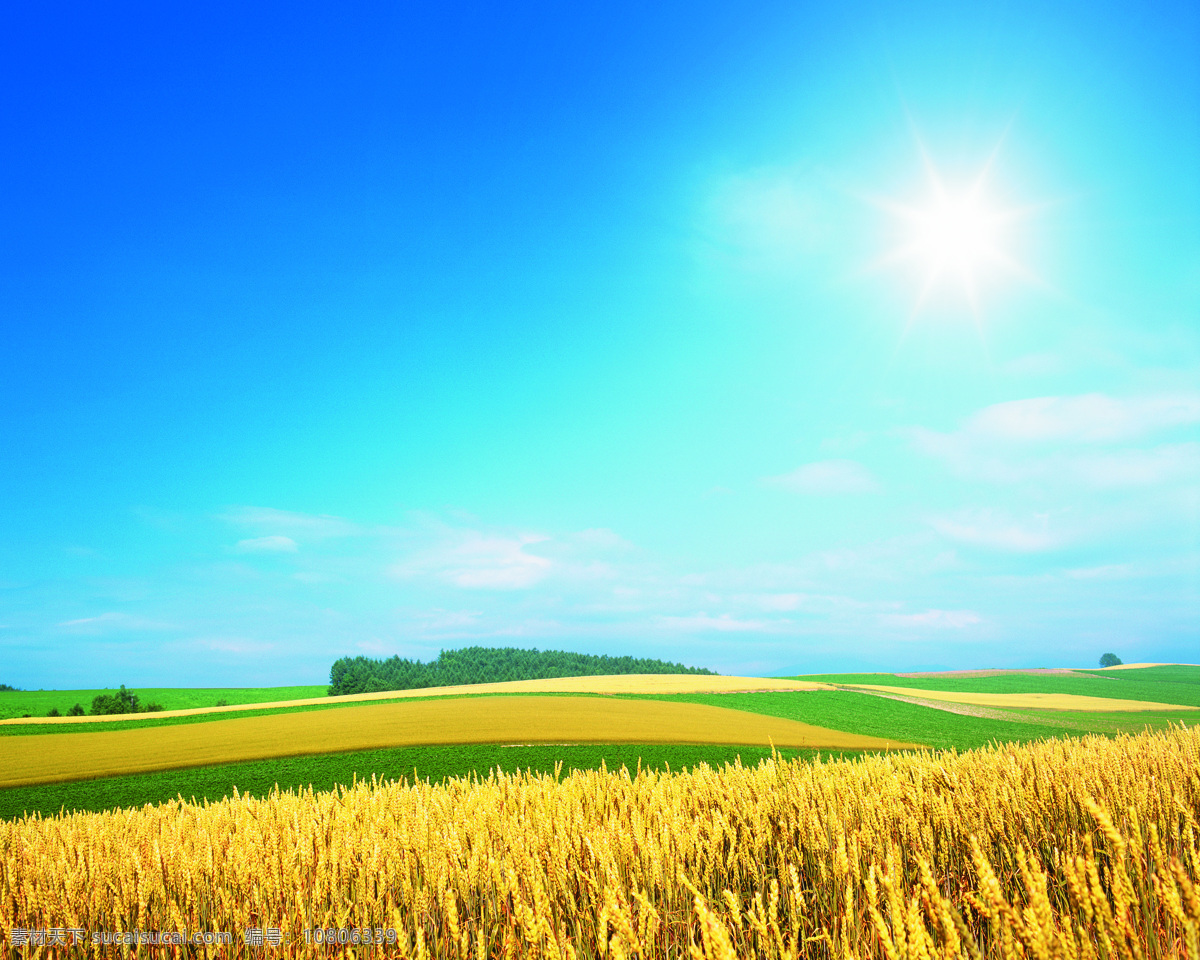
[895,668,1084,679]
[836,686,1072,725]
[840,684,1198,713]
[896,664,1198,678]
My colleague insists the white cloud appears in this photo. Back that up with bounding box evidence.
[417,609,483,630]
[755,593,804,611]
[765,459,883,495]
[881,609,982,629]
[394,528,553,590]
[57,612,173,632]
[572,528,634,551]
[658,613,771,632]
[966,393,1200,444]
[1067,443,1200,488]
[1064,564,1135,580]
[293,571,337,584]
[219,506,359,540]
[818,431,871,454]
[1000,353,1065,377]
[931,511,1059,552]
[193,637,277,656]
[704,170,824,269]
[909,393,1200,489]
[235,535,299,554]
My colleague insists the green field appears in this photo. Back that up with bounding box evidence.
[0,685,327,720]
[1077,665,1200,684]
[2,665,1195,821]
[668,690,1195,742]
[0,743,839,820]
[640,691,1084,749]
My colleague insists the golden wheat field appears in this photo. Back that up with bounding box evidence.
[843,684,1199,712]
[0,696,907,789]
[2,725,1198,959]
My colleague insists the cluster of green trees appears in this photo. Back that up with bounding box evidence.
[87,685,164,715]
[44,704,86,717]
[328,646,716,697]
[0,683,19,691]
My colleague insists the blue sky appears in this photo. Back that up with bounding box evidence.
[1,0,1197,686]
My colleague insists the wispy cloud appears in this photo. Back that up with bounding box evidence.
[701,169,827,271]
[235,535,299,553]
[57,611,174,632]
[881,609,982,629]
[218,506,360,540]
[909,392,1200,488]
[572,528,635,551]
[657,613,771,632]
[1066,444,1200,488]
[753,593,805,611]
[393,527,553,590]
[416,609,484,630]
[964,393,1200,444]
[930,510,1059,552]
[1000,353,1065,377]
[1064,563,1135,580]
[191,637,277,656]
[765,459,883,495]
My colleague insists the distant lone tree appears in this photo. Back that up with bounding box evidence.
[67,703,85,716]
[1099,652,1123,667]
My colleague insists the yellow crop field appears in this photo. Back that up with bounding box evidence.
[0,695,907,789]
[2,726,1197,959]
[0,674,831,726]
[1098,662,1200,670]
[844,683,1200,712]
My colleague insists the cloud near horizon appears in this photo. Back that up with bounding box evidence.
[4,492,1196,686]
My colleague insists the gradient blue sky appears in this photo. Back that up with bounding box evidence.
[2,0,1197,686]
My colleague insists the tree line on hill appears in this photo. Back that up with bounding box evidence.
[328,646,716,697]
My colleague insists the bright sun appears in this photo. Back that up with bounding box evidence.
[871,142,1036,331]
[891,177,1016,314]
[912,192,1001,276]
